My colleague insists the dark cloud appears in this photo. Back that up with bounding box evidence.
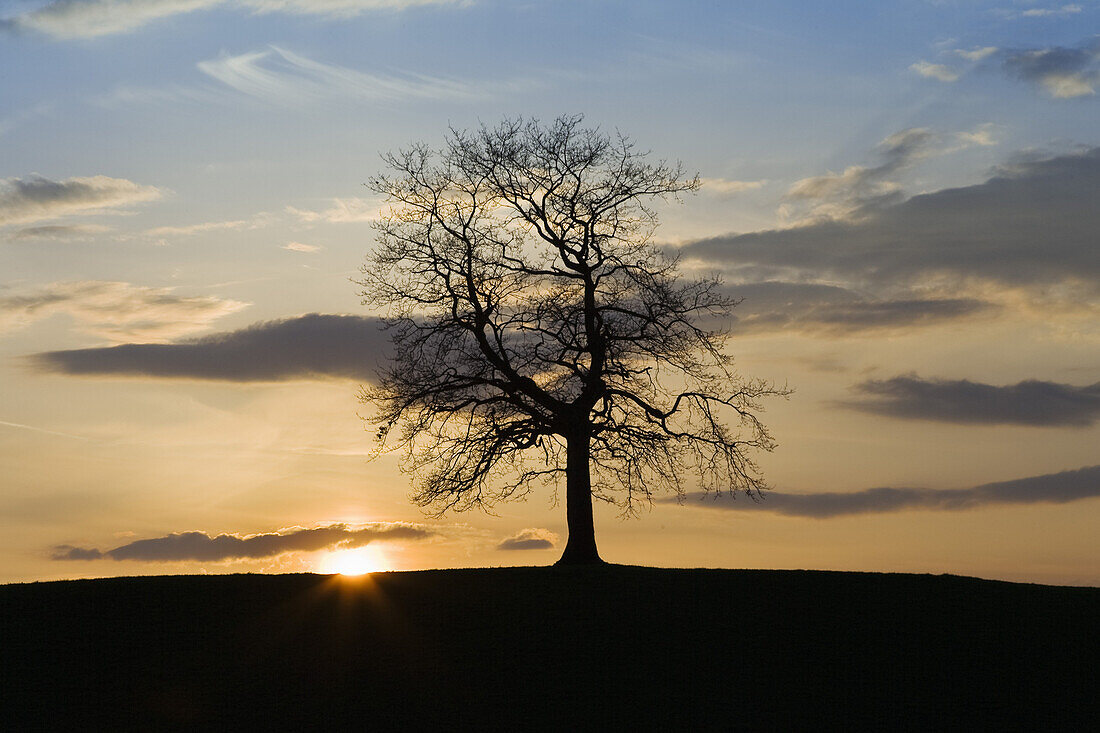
[0,174,161,227]
[497,528,557,551]
[6,224,111,241]
[32,313,390,382]
[1002,39,1100,98]
[684,147,1100,291]
[672,465,1100,518]
[726,282,993,335]
[843,376,1100,426]
[52,522,433,562]
[52,545,105,560]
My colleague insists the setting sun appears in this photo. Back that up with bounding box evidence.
[318,545,388,576]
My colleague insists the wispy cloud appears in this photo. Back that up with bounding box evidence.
[144,219,253,237]
[910,60,959,82]
[3,0,219,39]
[781,125,995,223]
[32,313,388,381]
[52,522,433,561]
[283,241,322,252]
[197,45,482,106]
[497,528,558,551]
[1,280,248,342]
[672,465,1100,518]
[0,175,162,228]
[0,103,56,138]
[5,224,113,241]
[4,0,467,40]
[843,375,1100,427]
[0,419,90,441]
[699,177,767,195]
[286,196,382,223]
[1019,4,1083,18]
[954,46,999,61]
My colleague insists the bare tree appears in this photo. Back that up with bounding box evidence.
[360,115,787,565]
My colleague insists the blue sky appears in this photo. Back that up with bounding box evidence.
[2,0,1098,583]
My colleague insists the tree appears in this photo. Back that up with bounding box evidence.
[360,115,787,565]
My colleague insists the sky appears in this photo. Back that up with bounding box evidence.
[2,0,1098,585]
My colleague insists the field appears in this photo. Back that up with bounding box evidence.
[2,566,1097,729]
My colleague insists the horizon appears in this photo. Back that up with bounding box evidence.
[2,0,1099,586]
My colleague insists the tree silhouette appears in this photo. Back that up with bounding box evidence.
[360,115,787,565]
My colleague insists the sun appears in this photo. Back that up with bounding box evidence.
[318,545,388,576]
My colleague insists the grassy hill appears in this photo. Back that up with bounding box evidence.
[2,566,1097,730]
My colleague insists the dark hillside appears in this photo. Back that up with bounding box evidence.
[2,567,1097,730]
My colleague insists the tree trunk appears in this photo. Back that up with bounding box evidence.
[556,432,603,565]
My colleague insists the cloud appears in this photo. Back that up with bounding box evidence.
[684,147,1100,293]
[910,61,959,82]
[32,313,390,381]
[4,0,466,39]
[842,375,1100,427]
[5,224,113,241]
[144,219,253,237]
[4,0,219,39]
[197,45,481,106]
[286,196,382,223]
[780,126,993,223]
[52,522,433,562]
[672,465,1100,518]
[725,282,994,336]
[283,241,322,252]
[1002,39,1100,98]
[0,419,89,441]
[0,280,248,342]
[0,175,162,228]
[954,47,999,62]
[699,178,767,195]
[497,528,558,551]
[1020,4,1083,18]
[240,0,465,14]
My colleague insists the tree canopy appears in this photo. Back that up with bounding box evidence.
[360,115,787,564]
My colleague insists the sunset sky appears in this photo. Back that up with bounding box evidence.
[2,0,1098,585]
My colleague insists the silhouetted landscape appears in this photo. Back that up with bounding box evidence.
[3,566,1096,729]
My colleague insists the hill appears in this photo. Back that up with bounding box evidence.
[2,566,1097,730]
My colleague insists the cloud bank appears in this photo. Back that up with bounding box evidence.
[4,0,465,39]
[0,175,161,228]
[497,528,558,551]
[673,465,1100,518]
[1,280,248,342]
[843,376,1100,427]
[685,147,1100,293]
[52,522,433,561]
[33,313,389,381]
[725,281,993,336]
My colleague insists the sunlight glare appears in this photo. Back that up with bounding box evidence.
[318,545,387,576]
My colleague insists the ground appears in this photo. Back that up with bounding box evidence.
[2,566,1097,730]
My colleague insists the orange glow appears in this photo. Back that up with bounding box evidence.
[317,545,388,576]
